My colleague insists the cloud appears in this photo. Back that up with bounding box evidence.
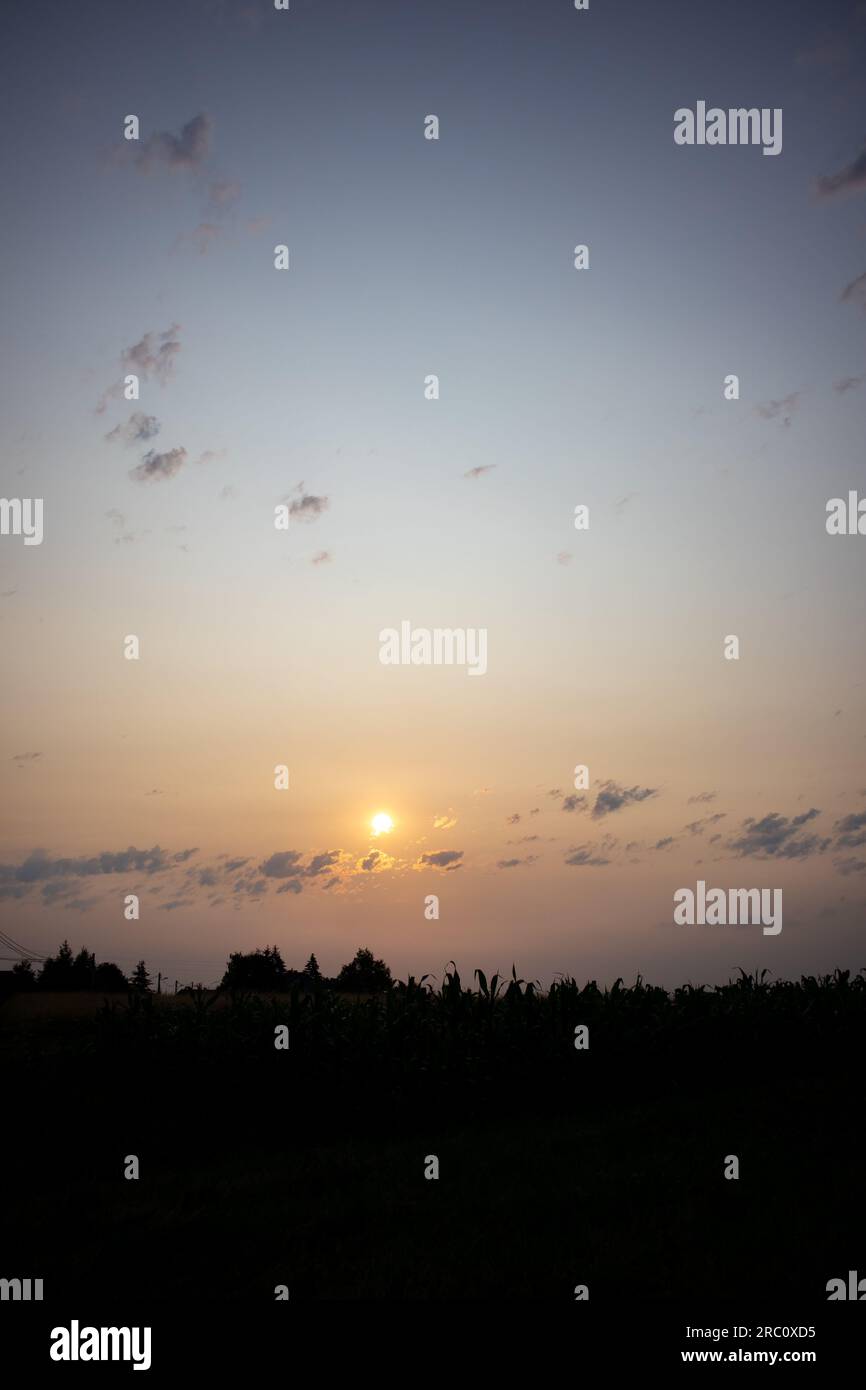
[259,851,303,879]
[464,465,496,479]
[305,850,341,878]
[833,809,866,849]
[562,794,587,813]
[258,849,341,887]
[565,845,611,867]
[0,845,196,886]
[592,780,657,820]
[755,392,800,426]
[834,374,865,393]
[556,552,573,565]
[833,856,866,876]
[840,272,866,313]
[182,223,222,256]
[311,550,332,565]
[97,324,182,413]
[688,790,717,804]
[684,813,726,836]
[286,492,329,522]
[123,324,182,385]
[129,446,188,483]
[433,812,457,830]
[209,179,240,207]
[506,813,521,825]
[727,809,829,860]
[497,855,538,869]
[417,849,463,871]
[135,113,213,174]
[360,850,381,872]
[105,412,161,445]
[816,142,866,199]
[653,837,675,850]
[12,751,41,764]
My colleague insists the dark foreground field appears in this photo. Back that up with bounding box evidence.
[2,969,864,1301]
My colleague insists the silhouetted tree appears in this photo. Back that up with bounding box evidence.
[12,959,36,990]
[73,948,97,989]
[221,945,293,991]
[39,940,76,990]
[304,953,322,980]
[130,960,152,993]
[335,947,393,994]
[38,942,127,992]
[94,961,129,991]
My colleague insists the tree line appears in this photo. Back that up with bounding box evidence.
[8,941,394,995]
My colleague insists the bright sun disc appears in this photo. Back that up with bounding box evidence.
[371,813,393,836]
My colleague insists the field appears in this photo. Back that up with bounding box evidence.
[2,968,865,1301]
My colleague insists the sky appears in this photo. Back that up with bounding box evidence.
[1,0,865,988]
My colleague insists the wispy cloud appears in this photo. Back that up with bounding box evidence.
[591,781,657,820]
[816,141,866,199]
[134,113,213,175]
[755,392,800,426]
[105,412,161,445]
[129,446,188,483]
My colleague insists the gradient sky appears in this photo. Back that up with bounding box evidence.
[2,0,865,988]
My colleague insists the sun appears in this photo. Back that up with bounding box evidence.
[371,812,394,836]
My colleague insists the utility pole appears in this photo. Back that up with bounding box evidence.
[157,971,162,995]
